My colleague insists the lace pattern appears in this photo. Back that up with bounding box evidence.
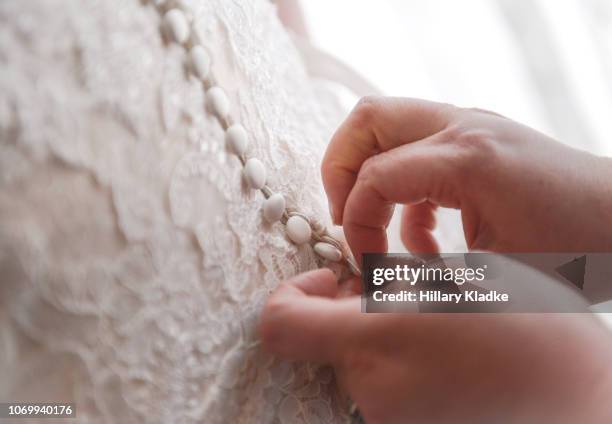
[0,0,349,422]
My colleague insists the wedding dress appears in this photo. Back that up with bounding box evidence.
[0,0,356,422]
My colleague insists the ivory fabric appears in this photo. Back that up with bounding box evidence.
[0,1,351,422]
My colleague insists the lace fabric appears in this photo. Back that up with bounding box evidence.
[0,0,349,422]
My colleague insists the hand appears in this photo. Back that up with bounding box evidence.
[259,269,612,423]
[260,98,612,422]
[321,97,612,261]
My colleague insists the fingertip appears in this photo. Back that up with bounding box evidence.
[258,281,345,362]
[343,188,391,267]
[258,269,338,349]
[401,203,440,254]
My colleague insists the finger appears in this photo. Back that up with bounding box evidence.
[401,202,440,254]
[322,96,454,224]
[291,268,339,298]
[258,271,360,363]
[343,140,464,264]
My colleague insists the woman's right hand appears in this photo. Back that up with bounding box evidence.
[321,97,612,261]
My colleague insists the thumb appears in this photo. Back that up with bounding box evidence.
[258,269,359,363]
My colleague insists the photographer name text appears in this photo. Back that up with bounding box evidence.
[372,290,509,303]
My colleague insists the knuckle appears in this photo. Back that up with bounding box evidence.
[258,291,290,348]
[320,157,332,183]
[438,101,461,117]
[266,285,292,314]
[356,95,383,110]
[360,154,385,178]
[257,318,275,348]
[357,155,384,187]
[463,106,506,118]
[258,313,283,351]
[443,125,499,168]
[351,95,383,128]
[320,156,341,186]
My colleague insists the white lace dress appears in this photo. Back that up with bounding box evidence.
[0,0,350,422]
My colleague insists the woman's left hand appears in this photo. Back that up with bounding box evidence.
[258,268,612,423]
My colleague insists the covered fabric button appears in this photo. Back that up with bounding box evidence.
[189,45,211,80]
[263,193,285,223]
[225,124,248,156]
[206,86,230,118]
[314,242,342,262]
[286,216,312,245]
[244,158,266,190]
[164,9,190,44]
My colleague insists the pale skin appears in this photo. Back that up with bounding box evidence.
[258,97,612,423]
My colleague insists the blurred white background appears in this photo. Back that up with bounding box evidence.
[294,0,612,255]
[301,0,612,157]
[297,0,612,313]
